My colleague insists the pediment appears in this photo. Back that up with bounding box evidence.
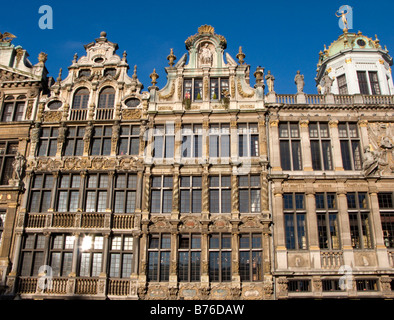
[0,66,39,83]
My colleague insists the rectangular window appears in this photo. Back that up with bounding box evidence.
[283,193,307,250]
[239,175,261,213]
[147,234,171,282]
[38,127,58,157]
[0,211,5,248]
[64,126,85,156]
[113,173,137,213]
[153,124,175,159]
[50,234,74,276]
[209,175,231,213]
[181,124,202,158]
[90,125,112,156]
[20,234,45,276]
[29,174,53,213]
[209,124,230,158]
[347,192,372,249]
[210,77,229,100]
[151,176,173,213]
[238,123,259,157]
[338,123,362,170]
[378,192,394,248]
[357,71,369,94]
[337,74,348,95]
[239,233,262,281]
[84,173,108,212]
[57,174,81,212]
[209,233,232,282]
[79,235,103,277]
[109,235,134,278]
[180,176,202,213]
[316,193,340,250]
[309,122,333,170]
[118,125,140,156]
[279,122,302,170]
[0,141,18,185]
[356,279,378,291]
[178,234,201,282]
[322,279,341,292]
[368,71,381,95]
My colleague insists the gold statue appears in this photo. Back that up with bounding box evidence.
[0,31,16,43]
[335,9,350,31]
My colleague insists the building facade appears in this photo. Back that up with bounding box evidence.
[0,26,393,300]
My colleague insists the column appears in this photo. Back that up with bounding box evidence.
[135,169,144,213]
[100,234,110,276]
[300,119,313,171]
[169,231,178,285]
[230,117,238,161]
[200,231,209,283]
[69,233,80,277]
[269,119,281,171]
[171,165,180,220]
[202,118,209,161]
[231,168,239,220]
[272,180,287,269]
[358,120,369,150]
[258,116,267,161]
[369,191,390,268]
[78,171,87,212]
[201,164,209,220]
[141,167,151,220]
[337,191,354,266]
[305,188,321,269]
[174,120,182,163]
[329,120,344,171]
[9,232,23,277]
[231,230,240,283]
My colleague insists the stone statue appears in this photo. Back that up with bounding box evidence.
[265,70,275,93]
[294,70,305,93]
[12,152,25,181]
[322,72,334,95]
[199,43,212,65]
[380,135,393,149]
[84,121,93,141]
[0,31,16,43]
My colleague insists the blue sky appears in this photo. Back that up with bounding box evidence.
[1,0,394,94]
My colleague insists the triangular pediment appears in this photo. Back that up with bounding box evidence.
[0,65,41,83]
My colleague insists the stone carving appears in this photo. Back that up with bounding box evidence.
[43,111,62,123]
[294,70,305,93]
[322,71,334,95]
[237,79,255,98]
[0,32,16,43]
[265,71,275,93]
[199,43,212,66]
[121,109,141,120]
[12,152,25,182]
[158,81,175,99]
[366,123,394,176]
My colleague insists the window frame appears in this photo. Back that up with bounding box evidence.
[238,123,259,158]
[209,175,231,214]
[98,87,115,109]
[378,192,394,248]
[28,174,54,213]
[239,233,263,282]
[109,235,134,278]
[56,173,81,213]
[90,125,112,156]
[49,234,74,277]
[238,175,261,213]
[150,176,173,214]
[347,192,373,249]
[84,173,109,213]
[315,192,340,250]
[152,124,175,159]
[37,127,58,157]
[209,233,232,282]
[209,77,229,101]
[178,233,201,282]
[309,122,333,171]
[78,235,104,277]
[209,123,230,158]
[147,233,171,282]
[338,122,362,171]
[179,176,202,214]
[279,122,302,171]
[337,74,348,95]
[20,234,46,277]
[0,141,18,185]
[113,173,137,214]
[181,124,202,158]
[283,193,307,250]
[118,124,140,156]
[1,95,25,122]
[64,126,85,156]
[72,88,90,110]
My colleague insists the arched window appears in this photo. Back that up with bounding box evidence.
[72,88,89,109]
[98,87,115,108]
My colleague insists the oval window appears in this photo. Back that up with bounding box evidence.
[94,57,104,63]
[48,100,62,110]
[125,98,140,108]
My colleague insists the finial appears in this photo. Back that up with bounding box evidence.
[150,68,159,86]
[100,31,107,38]
[122,50,127,61]
[253,66,264,84]
[132,65,137,79]
[57,68,62,82]
[73,53,78,63]
[236,46,246,65]
[167,48,177,67]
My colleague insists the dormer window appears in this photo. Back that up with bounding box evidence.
[184,79,203,101]
[210,78,229,100]
[78,69,91,78]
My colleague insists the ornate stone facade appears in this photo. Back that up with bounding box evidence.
[0,26,393,300]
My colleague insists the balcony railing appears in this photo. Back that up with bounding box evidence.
[24,212,136,230]
[69,109,88,121]
[95,108,114,120]
[272,94,394,106]
[321,251,343,269]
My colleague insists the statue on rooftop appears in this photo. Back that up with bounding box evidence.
[294,70,305,93]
